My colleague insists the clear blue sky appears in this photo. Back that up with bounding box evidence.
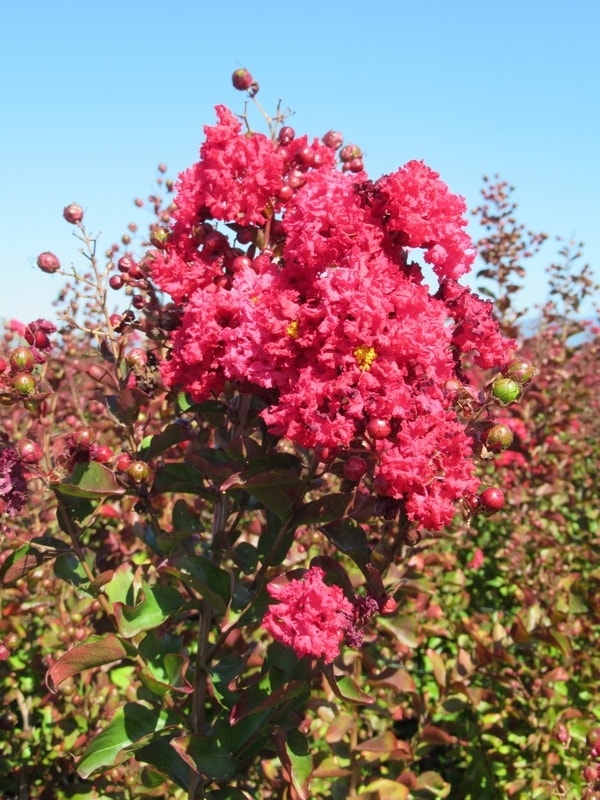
[1,0,598,325]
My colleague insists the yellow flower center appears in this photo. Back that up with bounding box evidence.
[286,320,299,339]
[354,345,377,371]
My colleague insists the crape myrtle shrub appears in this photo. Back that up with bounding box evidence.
[0,70,597,798]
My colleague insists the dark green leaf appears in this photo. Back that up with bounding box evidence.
[255,508,296,566]
[140,653,193,696]
[113,582,184,639]
[104,387,150,426]
[319,518,371,569]
[56,461,126,499]
[102,564,184,637]
[77,702,173,778]
[161,554,231,615]
[241,483,302,520]
[232,542,259,574]
[152,463,213,497]
[170,732,239,782]
[56,495,97,528]
[139,421,191,460]
[172,498,205,533]
[322,664,374,705]
[296,493,352,525]
[230,678,306,725]
[54,551,94,594]
[138,630,192,695]
[136,732,191,790]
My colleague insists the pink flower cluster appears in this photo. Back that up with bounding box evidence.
[262,567,354,663]
[150,104,515,529]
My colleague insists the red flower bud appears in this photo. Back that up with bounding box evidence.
[366,418,392,440]
[344,456,368,482]
[231,255,253,273]
[63,203,84,224]
[340,144,362,163]
[379,596,398,616]
[314,444,338,464]
[232,68,258,95]
[36,251,61,274]
[278,126,295,145]
[115,452,132,472]
[70,427,94,449]
[93,446,113,464]
[348,157,364,173]
[126,348,148,368]
[232,68,254,90]
[16,438,43,463]
[322,130,343,149]
[117,255,136,273]
[479,487,505,514]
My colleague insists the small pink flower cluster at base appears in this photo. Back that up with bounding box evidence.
[262,567,354,663]
[150,94,516,530]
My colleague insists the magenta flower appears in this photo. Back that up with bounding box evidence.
[152,103,516,530]
[262,567,354,663]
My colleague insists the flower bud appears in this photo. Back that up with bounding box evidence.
[378,596,398,616]
[366,418,392,440]
[24,320,55,350]
[149,227,169,249]
[231,68,258,96]
[232,68,254,90]
[70,427,94,449]
[491,377,520,405]
[115,452,132,472]
[117,255,136,273]
[128,460,150,483]
[9,346,35,373]
[93,446,113,464]
[322,130,343,149]
[278,126,295,145]
[479,486,505,514]
[63,203,84,224]
[126,348,148,368]
[12,372,36,395]
[314,444,339,463]
[505,358,536,384]
[340,144,362,163]
[344,456,368,482]
[36,251,61,274]
[16,438,43,463]
[481,423,514,453]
